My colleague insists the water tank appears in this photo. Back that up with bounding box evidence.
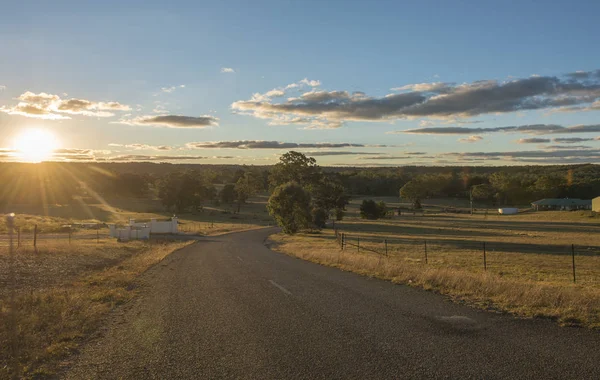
[498,208,518,215]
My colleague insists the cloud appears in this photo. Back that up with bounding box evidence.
[357,155,414,160]
[185,141,382,149]
[115,115,218,128]
[161,84,185,93]
[0,85,5,91]
[516,138,551,144]
[553,137,600,143]
[400,123,600,135]
[299,78,321,87]
[232,70,600,129]
[458,135,483,143]
[103,154,235,162]
[109,143,173,151]
[0,91,130,119]
[221,67,235,73]
[444,148,600,161]
[391,82,454,93]
[541,145,594,150]
[303,151,385,156]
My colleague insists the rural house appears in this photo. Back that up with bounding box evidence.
[531,198,591,211]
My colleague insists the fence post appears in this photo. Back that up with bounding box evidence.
[33,224,38,250]
[357,236,360,253]
[572,244,576,283]
[69,228,72,244]
[97,230,100,243]
[17,228,20,248]
[424,240,428,264]
[342,233,345,250]
[385,239,388,257]
[483,241,487,271]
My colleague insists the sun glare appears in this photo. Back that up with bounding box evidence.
[13,128,60,163]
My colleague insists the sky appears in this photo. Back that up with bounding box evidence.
[1,0,600,166]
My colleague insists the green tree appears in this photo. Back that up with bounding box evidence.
[269,151,323,190]
[220,183,237,204]
[399,180,425,209]
[312,180,350,220]
[158,171,214,212]
[235,171,263,212]
[311,207,329,229]
[267,182,311,234]
[360,199,387,219]
[471,183,495,203]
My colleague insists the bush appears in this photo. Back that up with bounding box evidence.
[360,200,387,220]
[311,207,328,229]
[267,181,311,234]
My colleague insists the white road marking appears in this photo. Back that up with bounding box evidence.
[269,280,292,295]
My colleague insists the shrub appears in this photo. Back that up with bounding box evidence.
[267,181,311,234]
[360,199,387,219]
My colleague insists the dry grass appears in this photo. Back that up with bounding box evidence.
[0,238,192,379]
[268,226,600,330]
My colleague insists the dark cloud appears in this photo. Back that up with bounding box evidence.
[232,71,600,128]
[117,115,218,128]
[186,141,383,149]
[401,123,600,135]
[516,138,551,144]
[304,151,385,156]
[553,137,598,143]
[444,148,600,160]
[541,145,593,150]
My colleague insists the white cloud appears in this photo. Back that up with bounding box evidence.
[458,135,483,143]
[221,67,236,73]
[0,91,130,120]
[161,84,186,93]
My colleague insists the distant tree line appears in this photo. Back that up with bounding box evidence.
[1,162,599,216]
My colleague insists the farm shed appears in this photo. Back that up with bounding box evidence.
[531,198,591,211]
[593,196,600,212]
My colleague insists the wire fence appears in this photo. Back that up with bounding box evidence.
[0,225,110,248]
[334,229,599,284]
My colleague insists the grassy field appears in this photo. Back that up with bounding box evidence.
[0,237,193,378]
[269,196,600,328]
[0,194,274,235]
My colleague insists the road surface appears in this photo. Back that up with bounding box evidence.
[64,228,600,379]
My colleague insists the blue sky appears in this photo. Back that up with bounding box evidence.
[1,0,600,165]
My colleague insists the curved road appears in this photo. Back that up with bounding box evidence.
[65,228,600,379]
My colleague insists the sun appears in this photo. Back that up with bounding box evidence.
[12,128,60,163]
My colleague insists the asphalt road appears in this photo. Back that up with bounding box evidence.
[64,228,600,379]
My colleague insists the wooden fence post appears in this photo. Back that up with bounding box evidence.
[342,233,345,250]
[385,239,388,256]
[33,224,38,250]
[424,240,428,264]
[357,236,360,253]
[17,228,20,248]
[572,244,576,283]
[483,241,487,271]
[69,228,72,244]
[97,230,100,243]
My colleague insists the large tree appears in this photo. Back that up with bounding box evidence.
[234,171,264,212]
[157,171,215,212]
[267,181,311,234]
[399,180,425,209]
[269,151,323,190]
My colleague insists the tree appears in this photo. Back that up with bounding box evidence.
[157,171,215,212]
[220,184,237,204]
[234,171,263,212]
[312,180,350,220]
[269,151,323,190]
[471,183,495,203]
[267,182,311,234]
[360,199,387,219]
[399,180,425,209]
[311,207,329,229]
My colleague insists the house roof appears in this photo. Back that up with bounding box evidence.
[531,198,591,206]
